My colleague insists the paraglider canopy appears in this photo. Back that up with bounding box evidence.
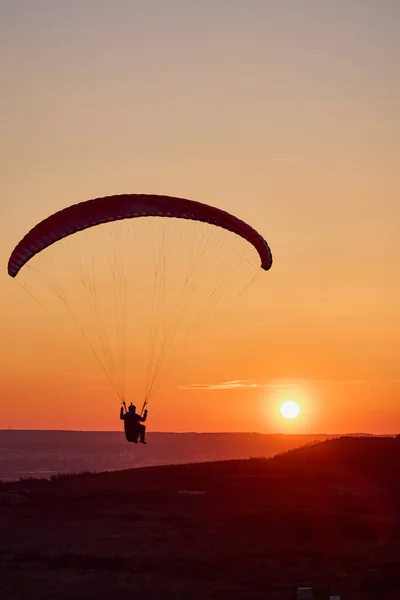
[7,193,273,410]
[8,194,272,277]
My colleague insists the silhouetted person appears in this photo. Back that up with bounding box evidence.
[120,402,148,444]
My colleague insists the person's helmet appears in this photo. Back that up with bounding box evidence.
[128,403,136,412]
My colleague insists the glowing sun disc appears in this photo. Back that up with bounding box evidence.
[280,400,300,419]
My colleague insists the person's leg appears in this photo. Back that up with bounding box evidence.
[139,424,146,443]
[125,423,138,443]
[132,424,140,443]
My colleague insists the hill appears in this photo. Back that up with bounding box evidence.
[0,430,332,481]
[1,436,399,599]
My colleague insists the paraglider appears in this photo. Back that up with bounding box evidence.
[120,402,148,443]
[8,194,272,277]
[8,193,273,442]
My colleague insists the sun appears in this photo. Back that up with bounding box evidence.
[280,400,300,420]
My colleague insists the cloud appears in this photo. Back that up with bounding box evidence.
[179,378,400,391]
[179,379,263,390]
[179,379,306,391]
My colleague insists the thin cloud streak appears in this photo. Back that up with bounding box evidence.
[179,379,400,391]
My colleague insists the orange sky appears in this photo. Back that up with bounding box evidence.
[1,1,399,433]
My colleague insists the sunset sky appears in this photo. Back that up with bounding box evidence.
[1,1,399,433]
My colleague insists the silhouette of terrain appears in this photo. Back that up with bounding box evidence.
[1,436,399,599]
[0,430,332,481]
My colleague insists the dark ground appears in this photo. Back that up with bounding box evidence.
[0,436,399,599]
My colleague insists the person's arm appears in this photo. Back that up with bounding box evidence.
[137,409,148,423]
[120,407,125,420]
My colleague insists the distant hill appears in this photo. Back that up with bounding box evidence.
[0,430,333,481]
[1,436,399,599]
